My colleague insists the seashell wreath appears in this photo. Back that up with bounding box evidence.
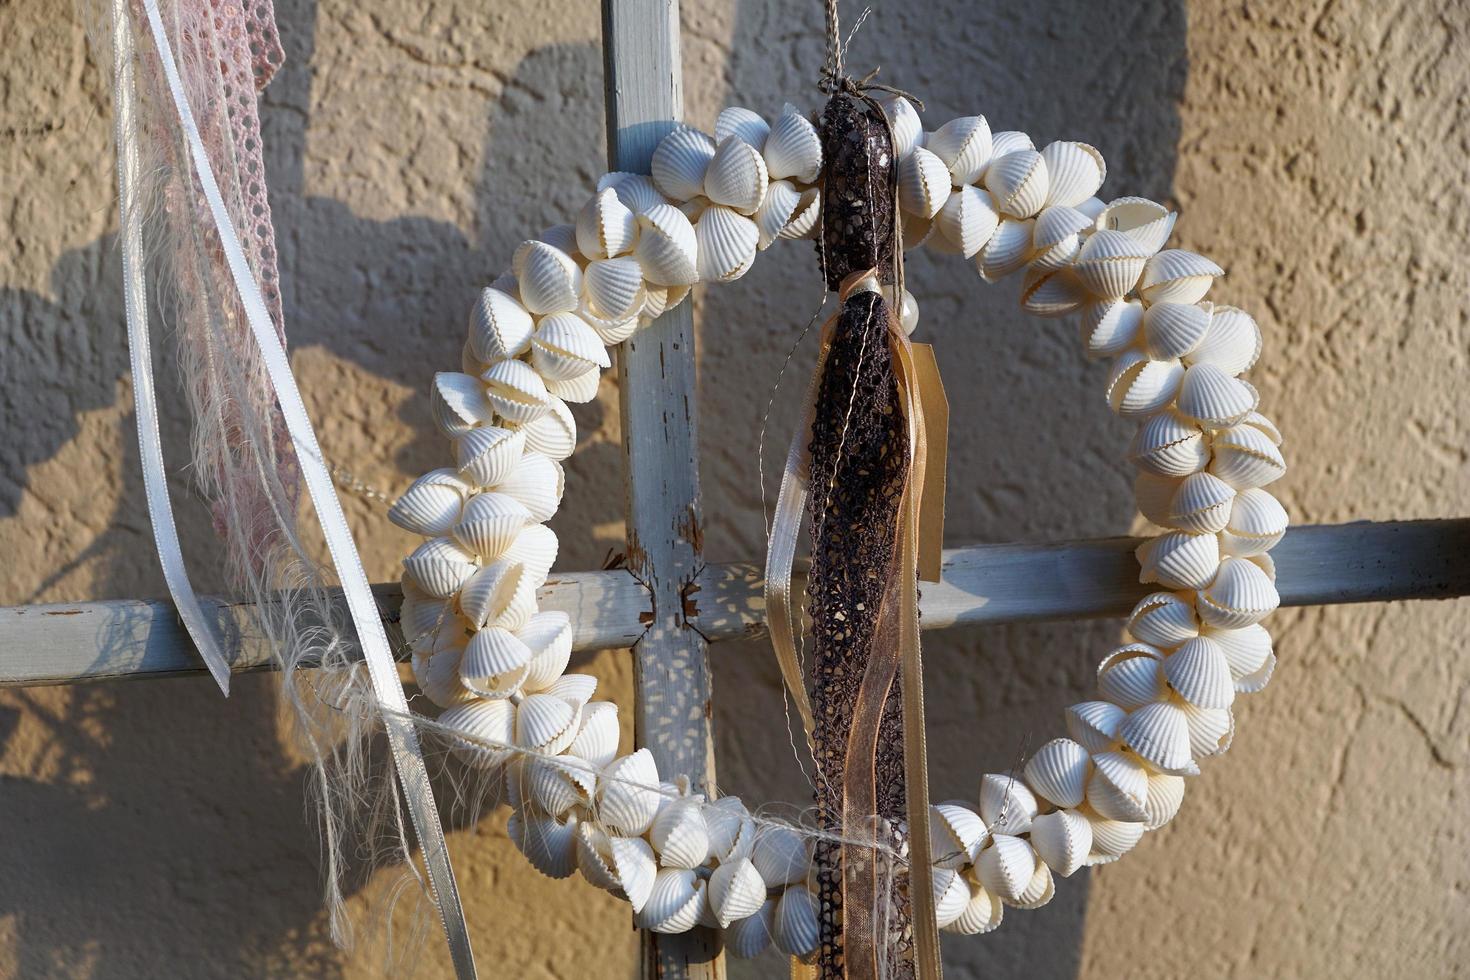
[391,99,1288,955]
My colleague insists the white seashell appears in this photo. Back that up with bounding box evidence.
[1186,306,1261,376]
[488,270,520,300]
[598,171,665,213]
[753,179,805,250]
[522,755,596,816]
[640,285,671,320]
[704,136,769,215]
[1240,410,1284,446]
[1073,229,1153,299]
[431,371,495,437]
[513,241,583,315]
[694,205,759,282]
[1139,249,1225,306]
[598,749,663,835]
[1066,700,1126,753]
[984,149,1048,218]
[439,698,515,769]
[988,130,1034,158]
[1129,412,1209,477]
[390,470,469,537]
[515,692,580,754]
[898,145,952,220]
[1134,472,1183,530]
[493,452,564,522]
[1166,471,1237,534]
[457,559,529,630]
[1181,702,1235,758]
[469,287,535,364]
[708,857,766,928]
[927,115,993,186]
[537,223,579,258]
[1198,557,1280,629]
[634,203,700,287]
[481,359,552,424]
[930,802,987,869]
[1176,363,1258,428]
[1010,858,1055,910]
[935,184,1000,258]
[1079,298,1144,359]
[1096,196,1177,255]
[1086,814,1146,861]
[902,210,936,251]
[1107,351,1184,418]
[1076,196,1107,222]
[779,188,821,240]
[1120,701,1197,775]
[402,595,464,657]
[975,835,1035,904]
[635,867,706,934]
[1143,772,1186,830]
[651,125,717,202]
[1029,810,1092,878]
[452,491,531,560]
[1220,488,1288,556]
[581,258,647,323]
[932,867,973,928]
[1137,529,1221,591]
[1031,205,1093,272]
[975,217,1035,281]
[510,807,580,879]
[763,104,823,183]
[517,610,573,692]
[1085,751,1150,822]
[455,425,526,488]
[650,798,710,869]
[1126,591,1199,648]
[773,884,821,955]
[1208,423,1287,489]
[878,95,923,159]
[1097,643,1166,709]
[751,825,809,887]
[545,672,598,709]
[411,648,474,708]
[1021,268,1089,318]
[460,624,533,696]
[944,881,1003,935]
[1040,141,1106,208]
[503,523,558,585]
[575,188,638,260]
[517,397,576,461]
[677,196,710,225]
[545,366,601,404]
[403,537,477,598]
[567,700,620,767]
[605,835,658,913]
[725,898,774,958]
[1164,635,1235,710]
[1023,738,1093,809]
[1205,623,1275,691]
[580,299,636,342]
[714,106,769,150]
[1144,302,1212,360]
[978,773,1038,836]
[704,796,755,863]
[1248,551,1277,581]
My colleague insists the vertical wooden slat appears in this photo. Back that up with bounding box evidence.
[601,3,725,977]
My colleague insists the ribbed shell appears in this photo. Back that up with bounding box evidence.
[932,867,973,928]
[1096,196,1177,255]
[1198,557,1281,629]
[597,749,662,836]
[1139,249,1225,305]
[634,203,699,287]
[936,184,1001,258]
[750,824,809,887]
[984,149,1049,217]
[514,692,579,753]
[439,698,515,769]
[575,187,638,260]
[470,286,535,363]
[694,205,759,283]
[1209,423,1287,489]
[772,884,821,956]
[1065,700,1127,753]
[482,359,552,424]
[714,105,769,150]
[927,115,993,186]
[1143,773,1187,829]
[1182,702,1235,757]
[975,835,1035,903]
[493,452,564,522]
[403,536,477,598]
[580,259,647,323]
[1073,229,1152,299]
[1029,809,1092,878]
[1177,363,1259,427]
[763,104,823,183]
[1221,488,1289,556]
[975,217,1035,281]
[704,136,769,215]
[1107,351,1185,418]
[1079,298,1144,359]
[898,145,953,219]
[431,371,495,437]
[724,898,774,958]
[708,857,765,928]
[1021,268,1089,318]
[458,559,527,630]
[1086,751,1150,822]
[1086,814,1147,860]
[650,798,710,869]
[1129,412,1209,477]
[598,171,664,214]
[930,802,988,869]
[1126,591,1200,648]
[1023,738,1093,808]
[510,808,580,879]
[978,773,1038,835]
[635,867,705,934]
[566,700,620,767]
[513,241,583,315]
[1137,529,1221,591]
[1187,305,1262,375]
[1165,635,1236,709]
[1205,623,1275,687]
[1097,644,1166,709]
[1120,701,1196,775]
[878,96,924,159]
[943,882,1003,935]
[518,397,576,461]
[1144,302,1213,360]
[1166,471,1237,533]
[650,125,716,202]
[389,471,468,537]
[1040,141,1106,208]
[452,491,531,560]
[461,624,533,696]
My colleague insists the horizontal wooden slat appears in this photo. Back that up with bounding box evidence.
[2,519,1466,687]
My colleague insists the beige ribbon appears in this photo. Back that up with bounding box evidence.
[764,272,948,980]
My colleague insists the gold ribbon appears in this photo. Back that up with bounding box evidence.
[765,271,948,980]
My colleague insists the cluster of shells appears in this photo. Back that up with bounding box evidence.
[391,96,1287,954]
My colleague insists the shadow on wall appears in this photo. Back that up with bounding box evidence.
[0,0,1186,975]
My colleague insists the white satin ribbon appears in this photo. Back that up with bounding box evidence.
[110,0,232,696]
[121,2,477,975]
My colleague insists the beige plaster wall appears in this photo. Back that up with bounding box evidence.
[2,0,1468,977]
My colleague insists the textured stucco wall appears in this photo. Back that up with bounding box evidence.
[2,0,1468,977]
